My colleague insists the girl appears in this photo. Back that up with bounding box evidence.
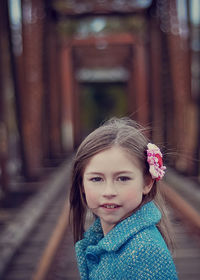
[70,117,178,280]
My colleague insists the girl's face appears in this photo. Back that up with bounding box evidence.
[83,146,153,235]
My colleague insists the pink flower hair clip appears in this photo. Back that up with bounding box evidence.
[147,143,166,181]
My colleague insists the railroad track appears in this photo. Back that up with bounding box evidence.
[1,187,70,280]
[1,182,200,280]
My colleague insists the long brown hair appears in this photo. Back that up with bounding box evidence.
[69,117,173,248]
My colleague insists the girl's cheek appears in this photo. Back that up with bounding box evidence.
[124,188,143,201]
[84,188,99,208]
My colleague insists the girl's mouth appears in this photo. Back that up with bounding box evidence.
[101,204,120,209]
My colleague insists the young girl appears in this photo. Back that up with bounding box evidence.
[70,117,178,280]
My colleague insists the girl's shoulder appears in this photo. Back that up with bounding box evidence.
[127,225,170,258]
[116,227,178,279]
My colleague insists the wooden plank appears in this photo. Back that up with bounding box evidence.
[32,200,70,280]
[161,182,200,235]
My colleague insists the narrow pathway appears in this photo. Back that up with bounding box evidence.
[173,215,200,280]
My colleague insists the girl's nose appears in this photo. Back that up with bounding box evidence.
[102,181,117,198]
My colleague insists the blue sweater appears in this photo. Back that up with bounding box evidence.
[75,202,178,279]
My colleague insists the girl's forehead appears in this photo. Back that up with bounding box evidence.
[84,145,142,170]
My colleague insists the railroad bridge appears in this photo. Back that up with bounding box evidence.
[0,0,200,279]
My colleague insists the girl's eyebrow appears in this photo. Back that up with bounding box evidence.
[114,171,134,175]
[84,172,103,176]
[84,171,134,176]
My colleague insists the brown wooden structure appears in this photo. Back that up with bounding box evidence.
[0,0,200,194]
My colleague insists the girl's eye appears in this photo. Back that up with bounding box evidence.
[117,176,131,182]
[90,177,103,182]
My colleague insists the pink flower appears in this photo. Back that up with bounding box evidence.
[147,143,166,181]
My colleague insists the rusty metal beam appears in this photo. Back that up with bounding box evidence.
[50,2,148,19]
[72,33,136,47]
[19,0,46,179]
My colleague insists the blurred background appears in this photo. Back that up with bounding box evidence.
[0,0,200,279]
[1,0,200,191]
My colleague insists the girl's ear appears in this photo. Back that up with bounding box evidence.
[143,176,154,195]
